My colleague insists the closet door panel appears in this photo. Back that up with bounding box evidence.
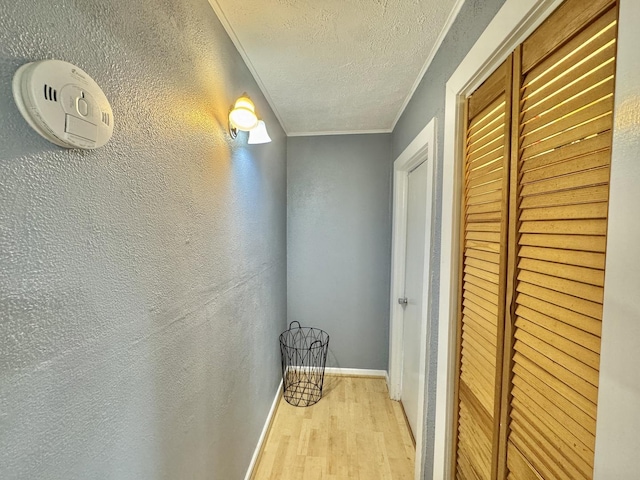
[505,2,618,478]
[453,59,512,480]
[454,4,618,478]
[521,0,615,73]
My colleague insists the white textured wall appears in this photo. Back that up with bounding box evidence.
[287,134,392,371]
[0,0,286,479]
[594,0,640,477]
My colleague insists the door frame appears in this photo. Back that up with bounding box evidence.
[388,117,436,480]
[432,0,569,478]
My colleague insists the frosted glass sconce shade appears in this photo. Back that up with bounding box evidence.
[228,94,271,144]
[248,121,271,144]
[229,95,259,131]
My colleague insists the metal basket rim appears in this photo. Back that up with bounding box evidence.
[279,328,329,348]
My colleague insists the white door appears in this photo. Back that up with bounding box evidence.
[401,159,429,436]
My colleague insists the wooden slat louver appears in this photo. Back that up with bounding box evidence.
[454,59,512,480]
[505,2,617,479]
[455,3,618,478]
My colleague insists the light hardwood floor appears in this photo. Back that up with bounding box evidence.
[252,375,415,480]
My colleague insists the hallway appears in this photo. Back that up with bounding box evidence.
[3,0,640,478]
[252,376,415,479]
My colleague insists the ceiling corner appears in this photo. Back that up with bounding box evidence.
[390,0,467,132]
[206,0,289,136]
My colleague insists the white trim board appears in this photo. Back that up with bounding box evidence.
[434,0,581,478]
[287,129,392,137]
[244,380,283,480]
[388,117,437,480]
[323,367,387,377]
[283,367,387,378]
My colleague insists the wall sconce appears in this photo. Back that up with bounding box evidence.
[228,94,271,144]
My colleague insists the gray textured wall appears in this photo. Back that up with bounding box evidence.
[287,134,392,370]
[391,0,506,477]
[0,1,286,479]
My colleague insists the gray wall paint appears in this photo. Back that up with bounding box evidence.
[0,1,286,479]
[391,0,506,477]
[393,0,506,158]
[287,135,392,370]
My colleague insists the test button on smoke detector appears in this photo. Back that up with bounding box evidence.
[65,114,98,142]
[77,97,89,116]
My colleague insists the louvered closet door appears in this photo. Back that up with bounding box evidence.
[505,0,617,478]
[454,59,512,480]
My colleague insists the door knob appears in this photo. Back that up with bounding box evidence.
[398,297,408,305]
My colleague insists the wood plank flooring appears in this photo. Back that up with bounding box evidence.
[252,375,415,480]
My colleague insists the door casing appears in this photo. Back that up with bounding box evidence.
[388,117,436,480]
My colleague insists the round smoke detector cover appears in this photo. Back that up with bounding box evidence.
[12,59,114,149]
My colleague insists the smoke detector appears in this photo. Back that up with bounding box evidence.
[12,59,114,149]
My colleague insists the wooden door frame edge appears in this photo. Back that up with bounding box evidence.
[433,0,565,478]
[388,116,437,480]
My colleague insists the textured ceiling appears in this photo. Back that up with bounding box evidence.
[208,0,461,135]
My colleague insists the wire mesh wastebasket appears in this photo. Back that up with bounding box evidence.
[279,321,330,407]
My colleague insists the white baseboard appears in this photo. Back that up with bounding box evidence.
[324,367,388,377]
[244,379,283,480]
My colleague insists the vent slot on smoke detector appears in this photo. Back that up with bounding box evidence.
[101,112,110,126]
[44,84,57,102]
